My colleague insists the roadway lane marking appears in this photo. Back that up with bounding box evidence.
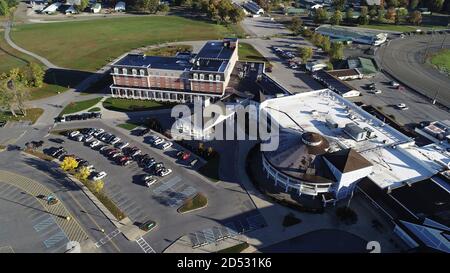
[94,229,121,248]
[136,237,155,253]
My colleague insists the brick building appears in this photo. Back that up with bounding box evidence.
[110,38,239,103]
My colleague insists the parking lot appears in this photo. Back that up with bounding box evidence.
[0,183,69,253]
[348,72,450,126]
[46,120,262,252]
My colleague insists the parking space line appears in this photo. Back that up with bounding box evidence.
[33,217,56,232]
[43,230,69,248]
[94,229,122,248]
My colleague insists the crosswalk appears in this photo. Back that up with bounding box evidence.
[94,229,121,248]
[136,237,156,253]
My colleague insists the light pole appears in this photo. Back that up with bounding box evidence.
[441,34,447,49]
[432,90,439,105]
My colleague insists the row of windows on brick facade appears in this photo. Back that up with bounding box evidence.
[193,73,221,81]
[114,67,184,77]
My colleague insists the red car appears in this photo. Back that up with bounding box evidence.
[176,151,191,161]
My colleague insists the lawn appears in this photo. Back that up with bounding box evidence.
[12,16,245,71]
[238,42,270,65]
[59,97,102,116]
[430,49,450,73]
[145,44,193,56]
[103,98,175,112]
[117,122,140,130]
[0,108,44,124]
[178,193,208,213]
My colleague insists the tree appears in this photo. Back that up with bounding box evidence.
[377,6,385,23]
[385,7,396,21]
[158,3,170,12]
[409,10,422,25]
[330,10,343,25]
[345,8,354,23]
[398,0,409,7]
[329,42,344,61]
[387,0,398,7]
[91,180,104,193]
[75,167,91,181]
[11,80,29,116]
[254,0,269,11]
[29,63,45,88]
[132,0,160,13]
[314,8,329,24]
[297,46,313,63]
[429,0,445,11]
[6,0,17,7]
[0,78,16,117]
[369,5,378,18]
[332,0,346,11]
[289,16,303,35]
[217,0,234,23]
[358,6,369,24]
[76,0,89,11]
[0,0,8,16]
[322,36,331,52]
[60,156,79,171]
[410,0,419,9]
[229,5,245,24]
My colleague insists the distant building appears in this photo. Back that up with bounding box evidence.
[364,0,381,6]
[328,68,363,81]
[305,60,327,72]
[110,38,239,103]
[347,57,378,77]
[316,25,388,46]
[312,70,361,97]
[243,1,264,16]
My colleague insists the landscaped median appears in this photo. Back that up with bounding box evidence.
[103,98,176,112]
[59,97,103,116]
[178,193,208,213]
[217,242,250,253]
[117,122,141,130]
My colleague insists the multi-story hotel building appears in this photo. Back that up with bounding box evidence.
[110,38,239,103]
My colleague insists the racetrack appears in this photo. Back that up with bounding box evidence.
[376,33,450,108]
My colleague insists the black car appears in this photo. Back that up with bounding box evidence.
[50,138,65,144]
[0,121,7,127]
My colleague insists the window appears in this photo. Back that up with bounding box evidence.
[114,68,119,74]
[193,73,198,80]
[140,69,145,76]
[122,68,127,75]
[200,74,204,80]
[132,69,137,75]
[216,75,221,81]
[209,74,214,81]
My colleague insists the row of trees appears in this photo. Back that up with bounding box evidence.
[312,6,423,26]
[0,0,17,16]
[61,157,104,193]
[174,0,245,24]
[125,0,169,14]
[0,63,45,117]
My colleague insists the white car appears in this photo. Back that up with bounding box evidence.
[69,131,80,138]
[84,135,94,142]
[75,134,84,142]
[374,89,382,94]
[144,175,157,187]
[161,142,172,150]
[159,168,172,177]
[93,171,107,181]
[390,81,400,88]
[110,137,121,145]
[90,140,101,148]
[396,103,409,110]
[93,128,105,137]
[118,142,129,149]
[99,146,109,152]
[154,138,164,145]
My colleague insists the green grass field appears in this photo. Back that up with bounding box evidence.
[0,29,30,73]
[117,122,140,130]
[103,98,175,112]
[59,97,102,116]
[0,108,44,124]
[145,44,193,56]
[12,16,244,71]
[430,49,450,73]
[238,42,268,63]
[178,193,208,213]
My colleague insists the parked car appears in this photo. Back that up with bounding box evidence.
[143,175,157,187]
[117,142,129,149]
[69,131,80,138]
[49,138,65,144]
[157,167,172,177]
[390,81,400,88]
[93,128,105,137]
[93,171,107,181]
[90,140,101,148]
[139,220,156,231]
[154,138,164,145]
[84,135,94,142]
[396,103,409,110]
[374,89,382,94]
[176,151,191,161]
[75,134,84,142]
[110,137,121,145]
[161,142,173,150]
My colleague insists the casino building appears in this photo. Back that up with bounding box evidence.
[109,38,239,103]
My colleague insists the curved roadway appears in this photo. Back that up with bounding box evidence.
[376,33,450,108]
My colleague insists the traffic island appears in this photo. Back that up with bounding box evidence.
[178,193,208,214]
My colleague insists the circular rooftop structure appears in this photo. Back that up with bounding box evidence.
[263,129,333,191]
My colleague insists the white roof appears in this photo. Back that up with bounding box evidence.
[260,89,441,189]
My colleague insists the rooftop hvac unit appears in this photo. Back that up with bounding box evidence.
[344,123,366,142]
[311,110,319,116]
[326,118,338,129]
